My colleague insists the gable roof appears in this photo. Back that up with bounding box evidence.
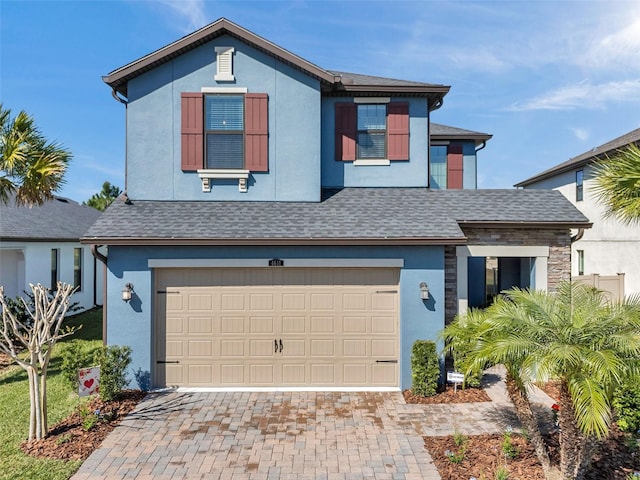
[81,188,590,246]
[430,123,493,146]
[516,128,640,187]
[1,196,102,242]
[103,18,449,105]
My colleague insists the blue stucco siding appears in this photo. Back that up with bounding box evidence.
[125,34,321,202]
[106,244,445,390]
[320,97,430,188]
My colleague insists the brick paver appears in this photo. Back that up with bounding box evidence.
[72,367,554,480]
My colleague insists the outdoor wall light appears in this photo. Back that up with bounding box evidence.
[419,282,430,300]
[122,283,134,302]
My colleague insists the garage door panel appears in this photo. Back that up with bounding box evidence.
[221,316,244,333]
[155,267,399,388]
[371,316,397,334]
[343,339,367,357]
[187,316,213,334]
[221,340,245,357]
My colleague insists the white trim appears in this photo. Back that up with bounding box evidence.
[430,141,450,146]
[457,245,549,258]
[201,87,248,94]
[353,159,391,166]
[148,258,405,268]
[197,169,250,192]
[161,387,400,393]
[353,97,391,104]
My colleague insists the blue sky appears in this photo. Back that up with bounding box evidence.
[2,0,639,202]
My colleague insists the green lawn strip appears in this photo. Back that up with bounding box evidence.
[0,308,103,480]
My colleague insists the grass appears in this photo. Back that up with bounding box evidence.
[0,308,103,480]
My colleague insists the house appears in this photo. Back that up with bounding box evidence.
[516,128,640,299]
[83,18,590,391]
[0,195,103,311]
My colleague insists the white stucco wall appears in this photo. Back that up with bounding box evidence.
[0,241,103,311]
[524,166,640,296]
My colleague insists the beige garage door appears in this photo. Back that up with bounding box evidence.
[154,267,399,389]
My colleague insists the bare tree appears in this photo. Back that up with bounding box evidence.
[0,283,78,440]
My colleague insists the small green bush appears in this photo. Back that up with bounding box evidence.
[613,376,640,433]
[93,345,132,401]
[60,340,95,390]
[411,340,441,397]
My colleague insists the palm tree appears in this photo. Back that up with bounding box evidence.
[0,104,71,206]
[591,143,640,225]
[84,181,122,211]
[442,283,640,480]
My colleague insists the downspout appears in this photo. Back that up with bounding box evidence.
[475,141,487,153]
[91,244,108,345]
[571,228,585,243]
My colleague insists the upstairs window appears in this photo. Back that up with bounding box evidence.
[181,92,268,172]
[357,104,386,159]
[205,95,244,169]
[335,101,409,162]
[429,144,463,189]
[577,249,585,275]
[576,170,584,201]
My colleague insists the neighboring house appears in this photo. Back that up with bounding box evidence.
[83,18,590,391]
[0,195,103,311]
[516,128,640,298]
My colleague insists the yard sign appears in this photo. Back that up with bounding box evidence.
[78,366,100,397]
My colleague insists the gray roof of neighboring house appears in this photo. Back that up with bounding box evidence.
[103,18,450,106]
[81,188,590,246]
[516,128,640,187]
[430,123,493,145]
[1,196,102,242]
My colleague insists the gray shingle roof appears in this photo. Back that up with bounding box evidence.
[430,123,492,145]
[516,128,640,187]
[330,71,446,89]
[81,188,590,245]
[1,196,102,241]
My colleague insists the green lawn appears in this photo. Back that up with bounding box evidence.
[0,308,103,480]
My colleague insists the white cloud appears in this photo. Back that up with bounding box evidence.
[578,17,640,70]
[157,0,208,32]
[506,79,640,111]
[569,127,589,141]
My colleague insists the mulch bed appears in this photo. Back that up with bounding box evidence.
[0,352,15,374]
[425,432,546,480]
[21,390,146,460]
[403,385,492,404]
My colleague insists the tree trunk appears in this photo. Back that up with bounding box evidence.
[505,375,560,480]
[27,366,44,440]
[558,381,589,479]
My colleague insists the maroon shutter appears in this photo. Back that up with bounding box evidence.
[245,93,268,172]
[447,144,463,189]
[387,102,409,161]
[181,93,203,171]
[335,103,356,161]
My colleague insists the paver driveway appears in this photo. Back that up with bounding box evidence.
[72,391,442,480]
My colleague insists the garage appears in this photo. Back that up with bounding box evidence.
[154,267,399,389]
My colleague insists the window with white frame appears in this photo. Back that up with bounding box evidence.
[205,95,244,169]
[576,170,584,202]
[74,247,82,290]
[356,104,387,159]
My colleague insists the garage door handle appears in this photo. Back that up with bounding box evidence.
[275,339,278,353]
[279,339,283,353]
[375,360,398,363]
[157,360,179,364]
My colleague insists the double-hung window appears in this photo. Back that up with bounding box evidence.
[205,95,244,170]
[51,248,59,291]
[335,101,409,162]
[357,104,387,159]
[74,247,83,291]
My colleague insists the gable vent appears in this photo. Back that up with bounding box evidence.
[215,46,235,81]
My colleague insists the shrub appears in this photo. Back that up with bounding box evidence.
[411,340,441,396]
[93,345,132,401]
[60,340,95,390]
[613,375,640,433]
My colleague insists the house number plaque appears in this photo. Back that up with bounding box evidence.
[268,258,284,267]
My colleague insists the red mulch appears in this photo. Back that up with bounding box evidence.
[21,390,146,461]
[403,385,492,404]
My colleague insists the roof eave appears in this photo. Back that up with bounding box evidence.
[103,18,336,97]
[80,236,467,246]
[457,221,593,229]
[514,158,594,187]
